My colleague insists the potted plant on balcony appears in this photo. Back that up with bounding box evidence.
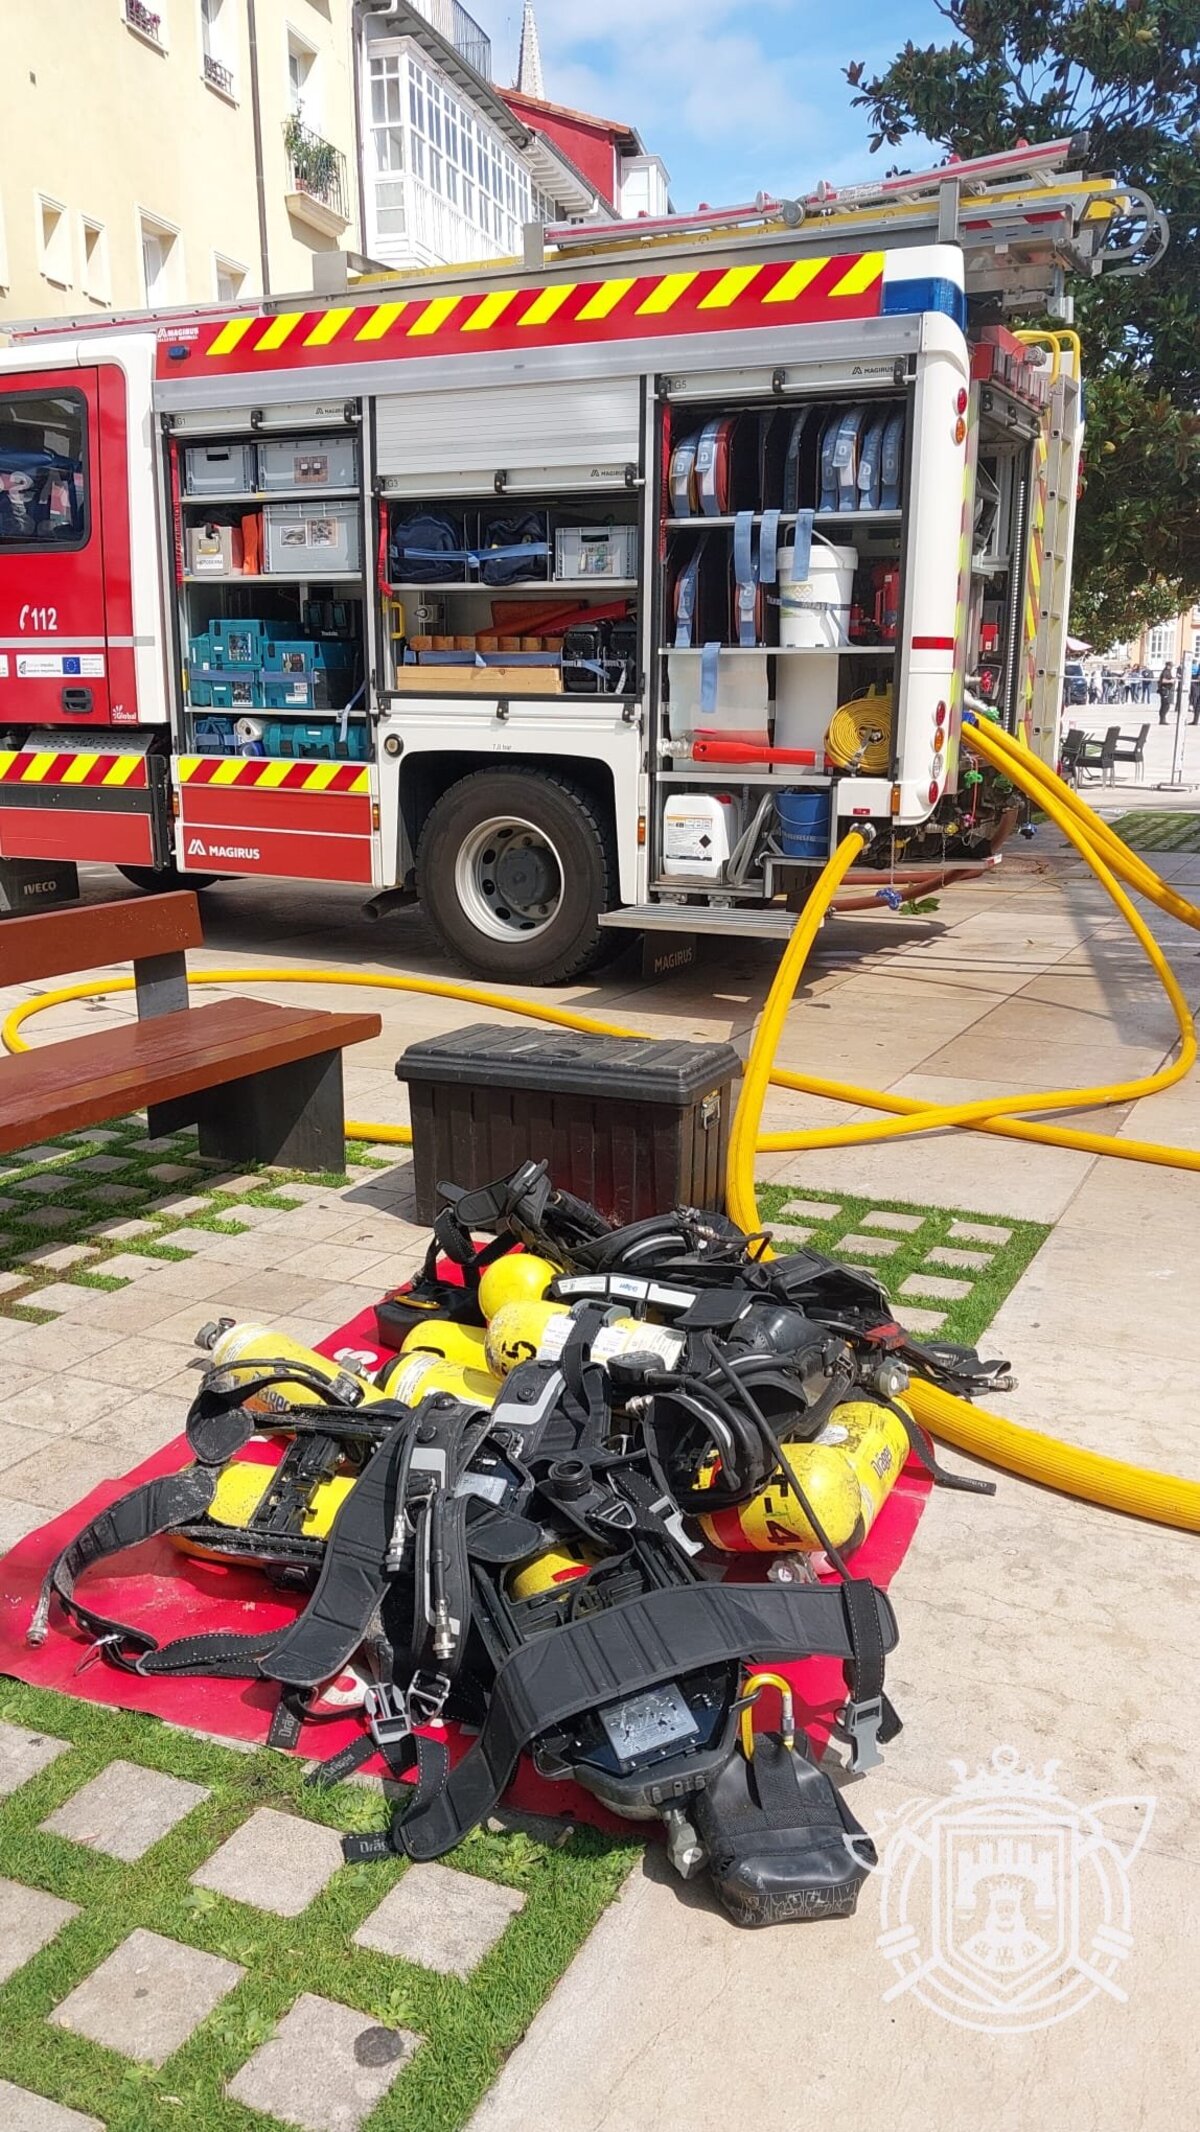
[284,112,337,203]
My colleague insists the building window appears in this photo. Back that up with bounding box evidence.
[37,197,72,288]
[214,254,246,303]
[81,219,111,304]
[0,389,89,553]
[124,0,166,47]
[288,30,318,117]
[140,213,180,304]
[201,0,236,97]
[369,53,407,238]
[1147,623,1174,664]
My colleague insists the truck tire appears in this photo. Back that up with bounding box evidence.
[416,770,618,985]
[118,864,218,893]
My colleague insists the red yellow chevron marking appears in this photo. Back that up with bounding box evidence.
[0,749,148,788]
[176,755,368,794]
[179,254,889,380]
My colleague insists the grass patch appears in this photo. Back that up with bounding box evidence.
[756,1182,1048,1349]
[1109,810,1200,853]
[0,1681,635,2132]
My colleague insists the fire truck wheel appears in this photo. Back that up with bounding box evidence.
[417,770,618,985]
[118,864,218,893]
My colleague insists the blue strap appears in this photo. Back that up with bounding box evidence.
[733,509,758,647]
[790,510,814,583]
[880,411,905,510]
[700,641,721,716]
[674,546,702,647]
[760,508,781,587]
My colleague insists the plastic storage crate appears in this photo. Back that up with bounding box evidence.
[258,436,359,491]
[264,501,361,576]
[555,525,638,580]
[396,1024,741,1225]
[184,443,256,495]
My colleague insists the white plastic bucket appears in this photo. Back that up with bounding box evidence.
[777,539,857,649]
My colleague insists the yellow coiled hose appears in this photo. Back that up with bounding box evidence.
[824,686,893,773]
[3,718,1198,1527]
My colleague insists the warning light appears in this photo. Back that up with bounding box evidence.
[928,781,941,804]
[956,388,968,415]
[954,417,967,443]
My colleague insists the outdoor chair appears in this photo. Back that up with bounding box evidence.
[1111,723,1150,781]
[1059,728,1089,785]
[1079,726,1120,785]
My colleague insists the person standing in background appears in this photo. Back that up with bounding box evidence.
[1190,667,1200,725]
[1158,662,1176,724]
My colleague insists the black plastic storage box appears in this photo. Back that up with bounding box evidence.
[396,1024,741,1225]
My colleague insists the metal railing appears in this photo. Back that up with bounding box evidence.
[124,0,163,42]
[284,119,351,222]
[203,53,236,97]
[409,0,492,80]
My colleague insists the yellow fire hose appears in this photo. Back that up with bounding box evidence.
[3,718,1198,1528]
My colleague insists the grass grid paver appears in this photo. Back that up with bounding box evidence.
[191,1809,345,1918]
[50,1926,245,2065]
[353,1862,525,1979]
[0,2078,103,2132]
[0,1681,636,2132]
[1109,809,1200,853]
[0,1879,80,1987]
[0,1723,70,1798]
[41,1761,210,1864]
[226,1993,420,2132]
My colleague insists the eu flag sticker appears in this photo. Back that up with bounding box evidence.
[63,656,81,675]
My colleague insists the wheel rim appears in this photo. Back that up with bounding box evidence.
[453,815,566,943]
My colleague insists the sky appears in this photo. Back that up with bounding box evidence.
[472,0,949,210]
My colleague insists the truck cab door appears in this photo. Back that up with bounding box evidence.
[0,367,114,726]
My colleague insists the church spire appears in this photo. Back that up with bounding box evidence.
[516,0,545,99]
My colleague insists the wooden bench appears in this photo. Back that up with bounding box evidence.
[0,892,382,1170]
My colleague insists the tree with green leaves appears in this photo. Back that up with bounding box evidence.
[847,2,1200,647]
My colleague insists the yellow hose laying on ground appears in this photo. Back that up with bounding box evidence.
[724,799,1200,1535]
[3,719,1198,1526]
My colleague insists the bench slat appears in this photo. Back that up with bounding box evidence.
[0,892,205,988]
[0,996,382,1152]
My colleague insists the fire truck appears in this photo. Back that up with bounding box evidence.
[0,140,1164,981]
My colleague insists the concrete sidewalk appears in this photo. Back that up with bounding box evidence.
[1,812,1199,2132]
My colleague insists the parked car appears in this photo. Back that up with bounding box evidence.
[1063,660,1088,706]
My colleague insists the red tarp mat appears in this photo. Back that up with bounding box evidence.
[0,1300,930,1823]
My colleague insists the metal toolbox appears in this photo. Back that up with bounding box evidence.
[258,435,359,492]
[555,524,638,580]
[184,442,256,495]
[264,501,361,576]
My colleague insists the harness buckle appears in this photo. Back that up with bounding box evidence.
[841,1695,884,1774]
[406,1671,451,1728]
[364,1682,412,1754]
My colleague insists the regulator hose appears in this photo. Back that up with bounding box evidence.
[3,722,1198,1527]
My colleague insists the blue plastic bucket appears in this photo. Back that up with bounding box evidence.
[775,789,832,861]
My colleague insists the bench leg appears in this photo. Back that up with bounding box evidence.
[148,1050,347,1171]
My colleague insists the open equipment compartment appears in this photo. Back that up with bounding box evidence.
[649,376,910,898]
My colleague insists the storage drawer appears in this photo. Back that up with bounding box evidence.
[185,443,256,494]
[264,502,361,576]
[258,436,359,491]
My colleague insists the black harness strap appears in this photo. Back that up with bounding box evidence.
[259,1425,410,1690]
[397,1579,898,1860]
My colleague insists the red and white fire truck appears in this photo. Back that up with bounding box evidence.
[0,141,1163,980]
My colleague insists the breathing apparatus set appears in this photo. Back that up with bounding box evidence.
[29,1160,1001,1928]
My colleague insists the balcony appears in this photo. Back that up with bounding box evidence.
[124,0,163,45]
[283,118,351,237]
[409,0,492,80]
[203,52,236,99]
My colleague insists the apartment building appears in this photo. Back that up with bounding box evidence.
[0,0,360,320]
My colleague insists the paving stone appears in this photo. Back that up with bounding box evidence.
[140,1134,188,1153]
[12,1175,71,1197]
[19,1282,119,1317]
[835,1232,897,1259]
[899,1272,973,1303]
[0,1195,19,1215]
[144,1163,199,1185]
[0,1719,70,1796]
[207,1173,267,1197]
[0,1877,80,1985]
[0,1269,29,1295]
[21,1209,75,1231]
[11,1147,72,1166]
[947,1220,1012,1246]
[81,1183,145,1207]
[18,1245,99,1272]
[149,1194,213,1219]
[0,1374,129,1436]
[163,1226,237,1255]
[925,1245,993,1271]
[41,1759,209,1862]
[227,1993,419,2132]
[767,1222,813,1244]
[0,1495,50,1554]
[84,1252,162,1281]
[354,1860,525,1978]
[50,1927,244,2065]
[208,1201,275,1228]
[191,1806,343,1916]
[72,1154,133,1175]
[893,1304,946,1333]
[0,2081,102,2132]
[861,1210,923,1233]
[83,1217,160,1243]
[0,1319,121,1371]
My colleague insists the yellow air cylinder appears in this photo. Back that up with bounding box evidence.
[172,1437,358,1560]
[199,1322,385,1414]
[507,1542,597,1601]
[697,1400,910,1554]
[478,1253,561,1320]
[399,1319,492,1369]
[374,1349,502,1408]
[484,1300,572,1377]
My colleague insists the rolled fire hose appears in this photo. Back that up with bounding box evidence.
[4,720,1199,1526]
